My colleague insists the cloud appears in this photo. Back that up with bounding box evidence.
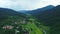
[0,0,60,10]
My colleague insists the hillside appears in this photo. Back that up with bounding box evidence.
[25,5,54,14]
[0,8,26,19]
[26,5,60,34]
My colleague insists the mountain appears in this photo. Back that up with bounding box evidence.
[0,8,26,19]
[31,5,60,25]
[18,10,29,14]
[28,5,60,34]
[25,5,55,14]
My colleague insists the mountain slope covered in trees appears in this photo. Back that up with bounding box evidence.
[24,5,54,14]
[25,5,60,34]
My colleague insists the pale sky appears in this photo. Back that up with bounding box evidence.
[0,0,60,10]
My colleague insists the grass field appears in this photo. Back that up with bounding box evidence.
[24,22,44,34]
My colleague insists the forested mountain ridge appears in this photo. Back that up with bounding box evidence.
[26,5,60,34]
[0,8,26,19]
[24,5,54,14]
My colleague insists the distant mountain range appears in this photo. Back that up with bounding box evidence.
[0,5,60,25]
[28,5,60,25]
[23,5,60,25]
[24,5,55,14]
[0,8,26,19]
[0,5,60,34]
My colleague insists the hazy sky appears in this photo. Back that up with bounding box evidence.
[0,0,60,10]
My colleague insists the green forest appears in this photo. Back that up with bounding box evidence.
[0,15,50,34]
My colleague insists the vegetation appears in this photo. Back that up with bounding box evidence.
[0,15,46,34]
[26,5,60,34]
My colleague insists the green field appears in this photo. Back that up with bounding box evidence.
[29,23,43,34]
